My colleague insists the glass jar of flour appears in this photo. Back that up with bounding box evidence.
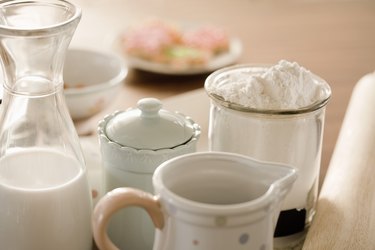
[205,61,331,247]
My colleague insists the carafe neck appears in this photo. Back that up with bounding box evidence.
[0,0,81,95]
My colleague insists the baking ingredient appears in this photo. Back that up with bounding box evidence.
[205,60,323,110]
[0,148,92,250]
[206,62,331,237]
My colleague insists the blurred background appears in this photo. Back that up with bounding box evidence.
[1,0,374,189]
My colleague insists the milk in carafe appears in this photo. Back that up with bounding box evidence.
[0,0,92,248]
[0,148,92,250]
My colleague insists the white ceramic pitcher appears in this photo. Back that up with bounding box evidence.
[92,152,297,250]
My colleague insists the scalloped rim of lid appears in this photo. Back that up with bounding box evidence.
[104,98,198,150]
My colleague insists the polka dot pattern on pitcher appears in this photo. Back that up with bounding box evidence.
[192,239,199,246]
[259,243,267,250]
[239,233,249,244]
[190,234,267,249]
[186,215,269,249]
[215,216,227,226]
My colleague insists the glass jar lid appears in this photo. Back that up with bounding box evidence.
[105,98,196,150]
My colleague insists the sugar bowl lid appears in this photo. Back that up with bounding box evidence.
[105,98,197,150]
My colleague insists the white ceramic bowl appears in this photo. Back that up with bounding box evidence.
[63,48,127,120]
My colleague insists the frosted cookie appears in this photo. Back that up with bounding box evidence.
[182,25,229,54]
[120,19,230,67]
[165,46,211,67]
[120,19,181,63]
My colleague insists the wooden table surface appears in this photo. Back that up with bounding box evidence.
[73,0,375,190]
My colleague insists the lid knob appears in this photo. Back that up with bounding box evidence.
[137,98,162,118]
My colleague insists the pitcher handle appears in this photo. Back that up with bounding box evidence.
[92,187,164,250]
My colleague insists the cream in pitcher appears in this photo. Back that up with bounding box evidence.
[92,152,297,250]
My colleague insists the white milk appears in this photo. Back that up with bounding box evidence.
[0,148,92,250]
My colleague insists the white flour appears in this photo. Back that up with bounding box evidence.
[207,61,331,214]
[206,60,322,110]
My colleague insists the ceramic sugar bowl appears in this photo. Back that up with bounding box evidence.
[97,97,201,250]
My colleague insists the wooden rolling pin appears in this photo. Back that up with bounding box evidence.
[303,72,375,249]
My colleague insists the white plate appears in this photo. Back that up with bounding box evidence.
[115,37,242,75]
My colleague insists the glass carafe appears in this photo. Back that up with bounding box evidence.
[0,1,92,250]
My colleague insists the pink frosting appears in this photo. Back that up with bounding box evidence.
[122,20,180,58]
[182,26,229,52]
